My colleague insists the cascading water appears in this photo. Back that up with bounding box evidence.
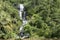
[19,4,29,38]
[19,4,27,31]
[19,4,24,20]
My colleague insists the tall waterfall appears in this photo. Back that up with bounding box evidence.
[19,4,28,38]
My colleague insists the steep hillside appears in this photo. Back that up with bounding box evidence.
[0,0,21,39]
[0,0,60,39]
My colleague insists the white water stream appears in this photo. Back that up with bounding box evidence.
[18,4,30,38]
[19,4,28,31]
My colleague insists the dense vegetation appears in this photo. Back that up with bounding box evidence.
[0,0,60,39]
[24,0,60,38]
[0,0,21,39]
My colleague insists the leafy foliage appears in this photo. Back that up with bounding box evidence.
[24,0,60,38]
[0,0,22,39]
[0,0,60,39]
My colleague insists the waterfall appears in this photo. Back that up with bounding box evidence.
[19,4,24,31]
[16,4,29,39]
[18,4,29,38]
[19,4,27,31]
[17,4,30,39]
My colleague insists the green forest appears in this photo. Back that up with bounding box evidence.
[0,0,60,40]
